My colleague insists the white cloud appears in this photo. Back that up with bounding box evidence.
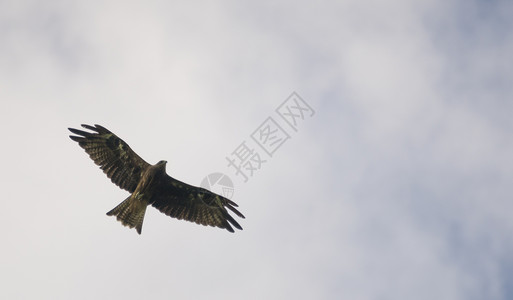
[1,0,512,299]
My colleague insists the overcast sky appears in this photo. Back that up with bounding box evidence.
[1,0,512,299]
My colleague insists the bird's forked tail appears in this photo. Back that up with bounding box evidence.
[106,195,147,234]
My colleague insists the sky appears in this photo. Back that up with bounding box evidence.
[1,0,512,299]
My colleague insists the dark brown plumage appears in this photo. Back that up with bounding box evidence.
[69,124,244,234]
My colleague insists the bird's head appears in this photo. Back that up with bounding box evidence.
[157,160,167,171]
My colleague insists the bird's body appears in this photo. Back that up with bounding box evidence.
[105,161,166,233]
[68,124,244,234]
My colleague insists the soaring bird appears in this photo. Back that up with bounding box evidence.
[68,124,244,234]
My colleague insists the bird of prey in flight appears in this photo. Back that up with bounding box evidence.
[68,124,244,234]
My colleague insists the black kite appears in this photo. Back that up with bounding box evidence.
[68,124,244,234]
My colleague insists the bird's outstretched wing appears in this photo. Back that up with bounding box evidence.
[151,176,245,232]
[68,124,150,193]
